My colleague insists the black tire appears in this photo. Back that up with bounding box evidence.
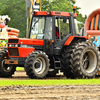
[62,40,99,79]
[0,50,16,77]
[24,51,50,79]
[46,69,58,77]
[71,40,99,78]
[61,42,78,79]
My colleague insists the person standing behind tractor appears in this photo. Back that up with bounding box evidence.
[93,36,100,47]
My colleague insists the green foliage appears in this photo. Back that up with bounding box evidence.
[0,0,87,38]
[42,0,73,12]
[68,0,76,5]
[0,0,26,38]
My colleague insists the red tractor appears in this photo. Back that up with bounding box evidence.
[0,10,99,79]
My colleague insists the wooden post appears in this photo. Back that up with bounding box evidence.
[26,18,29,38]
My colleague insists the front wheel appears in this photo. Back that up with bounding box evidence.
[25,51,50,79]
[0,50,16,77]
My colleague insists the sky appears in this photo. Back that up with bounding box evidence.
[75,0,100,17]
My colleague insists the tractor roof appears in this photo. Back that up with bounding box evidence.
[33,11,78,17]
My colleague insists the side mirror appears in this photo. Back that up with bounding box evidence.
[63,17,67,23]
[79,27,87,36]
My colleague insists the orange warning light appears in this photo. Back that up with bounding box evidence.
[73,6,76,9]
[73,6,76,13]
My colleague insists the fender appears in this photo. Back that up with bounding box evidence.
[64,36,87,45]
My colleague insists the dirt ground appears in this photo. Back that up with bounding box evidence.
[0,71,64,80]
[0,71,100,100]
[0,85,100,100]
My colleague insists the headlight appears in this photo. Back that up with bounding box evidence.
[9,44,12,47]
[8,44,33,48]
[15,44,18,47]
[9,44,15,47]
[8,44,18,47]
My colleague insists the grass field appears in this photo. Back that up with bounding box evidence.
[16,67,24,71]
[0,78,100,86]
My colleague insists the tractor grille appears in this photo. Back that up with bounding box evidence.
[8,48,19,56]
[8,39,19,43]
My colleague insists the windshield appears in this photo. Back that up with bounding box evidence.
[30,16,52,39]
[74,19,84,35]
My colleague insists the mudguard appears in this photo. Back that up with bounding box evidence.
[64,36,87,45]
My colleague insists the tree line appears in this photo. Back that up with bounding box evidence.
[0,0,87,38]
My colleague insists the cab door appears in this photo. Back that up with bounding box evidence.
[54,16,71,55]
[43,16,54,55]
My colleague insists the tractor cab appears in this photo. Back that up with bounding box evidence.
[29,11,80,55]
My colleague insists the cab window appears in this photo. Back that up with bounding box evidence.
[55,17,70,40]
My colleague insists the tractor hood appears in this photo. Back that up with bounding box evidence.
[8,38,44,45]
[7,38,44,58]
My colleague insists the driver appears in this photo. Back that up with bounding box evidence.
[55,27,59,39]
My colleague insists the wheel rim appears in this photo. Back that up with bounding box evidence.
[33,57,46,74]
[2,59,13,72]
[82,50,97,73]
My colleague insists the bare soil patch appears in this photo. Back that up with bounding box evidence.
[0,85,100,100]
[0,71,64,80]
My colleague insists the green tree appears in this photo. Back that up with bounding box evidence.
[0,0,26,38]
[42,0,73,12]
[68,0,76,5]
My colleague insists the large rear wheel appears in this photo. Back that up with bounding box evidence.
[62,40,99,78]
[61,42,78,78]
[71,41,99,78]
